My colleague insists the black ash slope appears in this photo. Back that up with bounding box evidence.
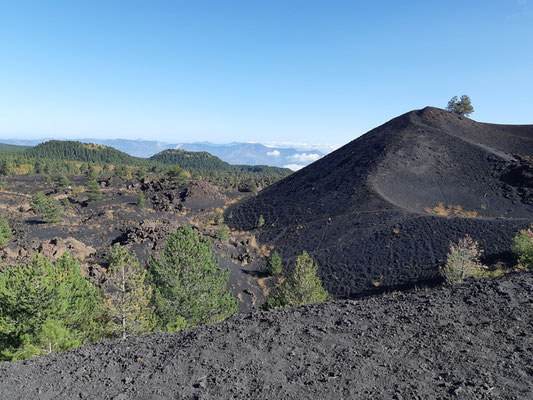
[0,272,531,399]
[227,107,533,297]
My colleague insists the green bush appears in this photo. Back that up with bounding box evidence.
[167,166,189,186]
[0,217,13,248]
[266,251,282,275]
[215,224,229,242]
[137,191,146,207]
[257,214,265,228]
[441,236,489,284]
[30,192,62,223]
[263,251,329,309]
[511,227,533,270]
[214,212,224,226]
[147,225,238,331]
[0,253,105,361]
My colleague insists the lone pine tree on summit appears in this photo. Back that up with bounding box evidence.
[446,95,474,116]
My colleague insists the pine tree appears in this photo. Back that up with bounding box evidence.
[0,253,104,361]
[263,251,329,309]
[56,174,71,191]
[446,95,474,116]
[257,214,265,228]
[85,178,102,201]
[30,192,62,223]
[137,191,146,207]
[147,225,238,331]
[266,251,282,275]
[104,244,154,339]
[84,163,102,202]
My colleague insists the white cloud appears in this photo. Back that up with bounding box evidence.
[283,164,305,171]
[266,150,280,157]
[286,153,321,163]
[262,141,339,154]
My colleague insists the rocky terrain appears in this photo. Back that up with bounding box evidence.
[0,175,274,312]
[0,271,531,399]
[228,107,533,297]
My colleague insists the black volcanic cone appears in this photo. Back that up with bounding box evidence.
[227,107,533,297]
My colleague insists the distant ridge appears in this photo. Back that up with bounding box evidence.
[0,138,331,169]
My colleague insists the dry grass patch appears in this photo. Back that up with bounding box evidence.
[425,203,478,218]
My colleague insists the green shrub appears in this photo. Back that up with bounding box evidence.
[511,227,533,270]
[266,251,282,275]
[263,251,329,309]
[167,166,189,186]
[257,214,265,228]
[215,224,229,242]
[214,211,224,226]
[137,191,146,207]
[441,236,489,284]
[0,217,13,249]
[0,218,13,248]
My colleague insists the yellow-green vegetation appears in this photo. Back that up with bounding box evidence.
[425,203,478,218]
[441,236,501,284]
[147,225,238,332]
[214,211,224,226]
[215,224,229,242]
[0,217,13,248]
[0,253,104,361]
[167,165,190,186]
[511,226,533,270]
[257,214,265,228]
[104,244,154,339]
[263,251,329,309]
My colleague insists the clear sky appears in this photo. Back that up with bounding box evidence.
[0,0,531,147]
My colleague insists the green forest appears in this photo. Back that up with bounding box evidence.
[0,140,291,187]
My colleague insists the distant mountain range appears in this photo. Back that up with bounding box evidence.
[0,138,335,170]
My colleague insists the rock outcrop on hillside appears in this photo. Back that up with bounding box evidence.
[227,108,533,297]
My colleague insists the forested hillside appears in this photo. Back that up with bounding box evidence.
[24,140,139,164]
[0,140,291,187]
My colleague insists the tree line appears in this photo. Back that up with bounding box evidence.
[0,140,290,188]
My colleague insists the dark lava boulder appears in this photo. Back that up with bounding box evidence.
[0,272,531,399]
[227,107,533,297]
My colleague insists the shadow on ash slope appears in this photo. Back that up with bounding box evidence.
[0,272,531,399]
[227,107,533,298]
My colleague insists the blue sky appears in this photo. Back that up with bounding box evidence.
[0,0,531,147]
